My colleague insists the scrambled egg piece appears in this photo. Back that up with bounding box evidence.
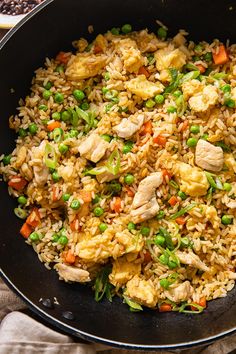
[189,204,220,229]
[118,38,144,73]
[182,79,203,100]
[188,85,218,112]
[109,255,141,287]
[66,53,107,80]
[94,34,108,52]
[224,154,236,173]
[176,162,209,197]
[124,275,158,308]
[195,139,224,172]
[155,46,186,71]
[125,75,164,100]
[134,30,162,53]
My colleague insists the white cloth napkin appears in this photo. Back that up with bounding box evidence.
[0,279,236,354]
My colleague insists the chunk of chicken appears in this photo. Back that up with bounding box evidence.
[33,165,49,186]
[124,275,158,308]
[78,133,110,163]
[66,53,107,80]
[195,139,224,172]
[58,164,74,182]
[55,263,90,282]
[182,79,203,100]
[155,46,186,71]
[204,205,221,229]
[177,162,209,197]
[96,171,119,183]
[164,281,193,303]
[15,146,27,169]
[125,75,164,100]
[109,255,141,287]
[131,172,163,223]
[113,114,144,138]
[31,141,49,187]
[118,38,144,73]
[188,85,218,112]
[173,33,187,47]
[176,251,209,272]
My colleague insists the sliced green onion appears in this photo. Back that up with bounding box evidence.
[215,141,231,153]
[212,72,228,80]
[44,143,57,169]
[169,180,179,190]
[95,266,113,302]
[123,295,143,312]
[177,302,204,314]
[106,149,120,175]
[169,203,196,220]
[181,70,200,84]
[14,207,27,219]
[68,108,79,127]
[84,166,107,176]
[53,127,63,142]
[159,227,174,251]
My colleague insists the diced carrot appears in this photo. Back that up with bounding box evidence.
[140,121,153,136]
[56,51,71,64]
[175,216,186,225]
[47,121,61,132]
[26,208,41,228]
[162,169,172,181]
[143,251,152,263]
[70,217,81,232]
[191,297,207,311]
[64,250,76,264]
[138,66,150,78]
[112,197,122,213]
[52,185,59,202]
[179,120,189,132]
[168,195,178,207]
[196,64,206,74]
[159,303,172,312]
[79,190,92,203]
[94,45,103,54]
[8,176,27,191]
[153,134,167,146]
[20,222,32,239]
[213,45,229,65]
[126,187,135,197]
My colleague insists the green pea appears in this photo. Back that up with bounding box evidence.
[44,81,52,90]
[167,106,177,113]
[111,27,120,35]
[194,44,203,52]
[168,260,178,269]
[221,84,231,93]
[55,65,64,73]
[181,237,190,248]
[147,53,154,64]
[201,134,209,141]
[221,215,233,225]
[123,141,133,154]
[124,174,134,185]
[105,102,114,112]
[93,207,104,217]
[52,233,60,242]
[190,125,200,134]
[81,102,90,110]
[73,89,85,101]
[159,278,170,289]
[104,72,110,81]
[58,235,68,245]
[59,143,69,154]
[54,92,64,104]
[62,193,71,202]
[107,181,122,195]
[18,128,27,137]
[28,123,38,135]
[70,199,81,210]
[159,253,169,265]
[204,52,213,62]
[145,99,156,108]
[43,90,52,100]
[102,87,109,94]
[121,24,132,34]
[173,90,182,98]
[52,171,61,182]
[178,191,187,200]
[61,111,71,122]
[29,232,40,242]
[224,98,235,108]
[99,223,108,232]
[192,55,200,62]
[155,235,165,246]
[155,94,165,104]
[101,134,112,142]
[140,226,150,236]
[69,129,79,138]
[39,104,48,111]
[52,112,61,121]
[128,222,136,231]
[187,137,198,147]
[92,194,101,204]
[156,210,165,220]
[223,182,232,192]
[17,196,27,205]
[2,154,11,165]
[157,27,167,40]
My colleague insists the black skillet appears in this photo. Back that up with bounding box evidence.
[0,0,236,350]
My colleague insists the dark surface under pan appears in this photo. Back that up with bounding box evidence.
[0,0,236,350]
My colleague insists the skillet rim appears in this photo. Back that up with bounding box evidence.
[0,0,236,349]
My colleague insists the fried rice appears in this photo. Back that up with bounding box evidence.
[0,24,236,313]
